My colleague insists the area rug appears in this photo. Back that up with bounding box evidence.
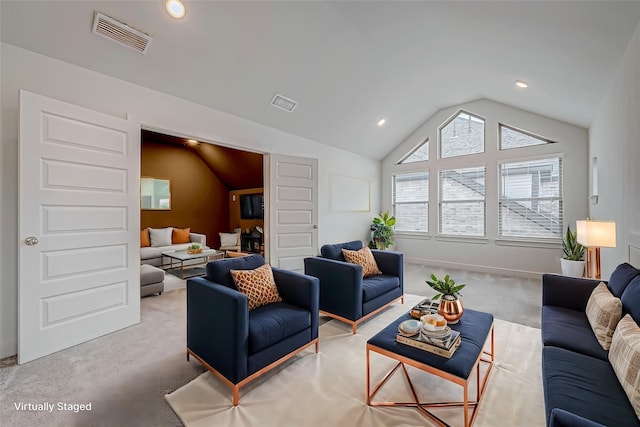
[165,295,544,427]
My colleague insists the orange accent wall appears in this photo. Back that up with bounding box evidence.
[141,141,229,248]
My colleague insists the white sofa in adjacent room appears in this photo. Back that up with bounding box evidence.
[140,227,207,267]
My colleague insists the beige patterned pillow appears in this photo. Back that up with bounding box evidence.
[609,315,640,419]
[342,247,382,278]
[586,282,623,350]
[231,263,282,310]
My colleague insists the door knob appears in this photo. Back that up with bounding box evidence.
[313,225,318,229]
[25,236,39,246]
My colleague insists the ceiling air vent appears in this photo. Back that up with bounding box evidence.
[92,12,153,54]
[270,93,298,113]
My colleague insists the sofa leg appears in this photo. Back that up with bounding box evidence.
[352,323,357,334]
[315,341,319,353]
[186,351,190,362]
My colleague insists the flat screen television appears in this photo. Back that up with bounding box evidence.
[240,193,264,219]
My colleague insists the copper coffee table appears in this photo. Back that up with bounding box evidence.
[366,309,494,427]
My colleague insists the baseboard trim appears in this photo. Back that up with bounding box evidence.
[0,338,17,360]
[405,257,543,280]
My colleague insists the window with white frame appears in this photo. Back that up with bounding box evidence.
[398,139,429,164]
[438,166,485,236]
[393,172,428,232]
[499,157,563,238]
[500,124,554,150]
[439,111,484,158]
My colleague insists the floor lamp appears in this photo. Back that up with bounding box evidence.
[576,219,616,280]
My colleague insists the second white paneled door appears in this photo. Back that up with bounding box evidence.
[268,154,318,272]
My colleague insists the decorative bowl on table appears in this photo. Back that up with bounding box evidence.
[398,319,421,337]
[186,244,203,254]
[420,313,447,331]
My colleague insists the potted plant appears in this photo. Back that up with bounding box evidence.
[368,211,396,250]
[186,243,203,254]
[561,226,586,277]
[426,273,466,324]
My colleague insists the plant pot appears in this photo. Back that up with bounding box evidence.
[438,296,464,324]
[560,258,585,278]
[187,248,203,255]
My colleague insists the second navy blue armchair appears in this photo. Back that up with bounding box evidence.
[304,240,403,333]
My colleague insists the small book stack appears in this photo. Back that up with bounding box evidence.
[397,319,461,358]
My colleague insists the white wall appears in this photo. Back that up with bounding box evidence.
[382,99,589,277]
[588,21,640,277]
[0,43,381,358]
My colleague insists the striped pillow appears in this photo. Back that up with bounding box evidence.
[609,315,640,419]
[585,282,622,350]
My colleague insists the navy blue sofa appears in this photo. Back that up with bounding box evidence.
[304,240,403,333]
[186,254,319,405]
[541,263,640,427]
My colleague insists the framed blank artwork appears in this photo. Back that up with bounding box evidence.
[330,174,370,212]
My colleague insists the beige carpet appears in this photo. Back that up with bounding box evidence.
[165,296,544,427]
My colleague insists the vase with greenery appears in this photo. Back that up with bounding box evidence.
[426,273,466,324]
[368,211,396,250]
[561,226,585,277]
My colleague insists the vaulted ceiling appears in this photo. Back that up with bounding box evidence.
[142,130,263,191]
[2,1,640,160]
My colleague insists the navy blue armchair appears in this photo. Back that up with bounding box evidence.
[186,254,319,405]
[304,241,403,334]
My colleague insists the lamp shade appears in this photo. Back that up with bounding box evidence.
[576,220,616,248]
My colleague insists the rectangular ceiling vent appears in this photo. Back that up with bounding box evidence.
[92,12,153,54]
[270,93,298,113]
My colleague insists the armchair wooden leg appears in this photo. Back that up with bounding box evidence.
[315,341,319,353]
[352,323,357,334]
[186,351,190,361]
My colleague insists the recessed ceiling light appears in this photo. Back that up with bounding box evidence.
[515,80,529,88]
[186,139,198,145]
[377,118,387,127]
[166,0,185,19]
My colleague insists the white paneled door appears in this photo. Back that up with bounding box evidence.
[269,154,318,272]
[19,90,140,363]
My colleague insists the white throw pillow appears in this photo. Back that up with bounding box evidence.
[586,282,623,350]
[609,315,640,419]
[220,232,239,247]
[149,227,173,247]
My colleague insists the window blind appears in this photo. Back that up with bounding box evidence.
[438,166,485,236]
[499,157,563,238]
[393,172,429,232]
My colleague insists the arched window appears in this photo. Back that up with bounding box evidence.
[439,111,484,158]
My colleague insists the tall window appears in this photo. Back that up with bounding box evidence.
[500,125,553,150]
[438,167,485,236]
[499,157,562,238]
[398,139,428,164]
[393,172,429,232]
[439,111,484,158]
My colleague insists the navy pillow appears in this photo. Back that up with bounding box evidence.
[608,263,640,297]
[320,240,363,261]
[621,275,640,324]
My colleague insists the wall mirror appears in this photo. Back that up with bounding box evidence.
[141,177,171,210]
